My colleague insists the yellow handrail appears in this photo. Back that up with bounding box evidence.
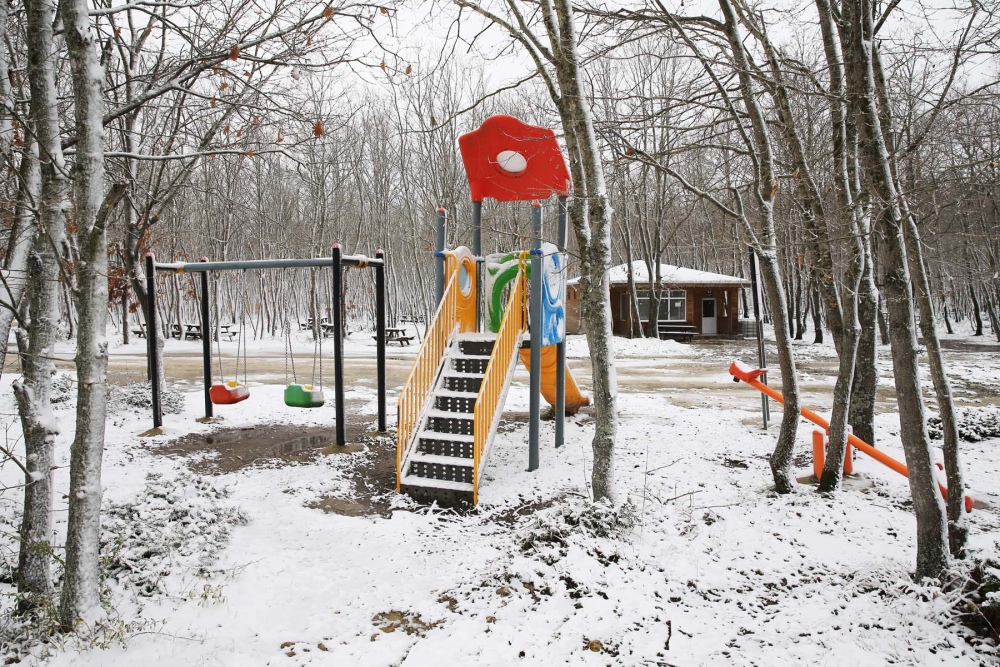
[473,258,527,504]
[397,270,460,491]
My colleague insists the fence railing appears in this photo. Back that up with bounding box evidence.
[473,259,527,503]
[397,270,459,490]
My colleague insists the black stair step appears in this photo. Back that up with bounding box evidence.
[400,483,473,507]
[453,357,489,374]
[435,394,475,413]
[417,436,473,459]
[459,339,495,356]
[443,375,483,393]
[408,460,473,485]
[426,413,474,436]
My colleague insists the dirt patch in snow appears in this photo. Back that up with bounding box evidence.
[157,415,369,474]
[934,337,1000,353]
[371,610,443,638]
[307,433,398,518]
[486,492,573,526]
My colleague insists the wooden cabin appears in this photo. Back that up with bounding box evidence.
[566,262,749,338]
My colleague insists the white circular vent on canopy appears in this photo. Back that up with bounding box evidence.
[496,150,527,174]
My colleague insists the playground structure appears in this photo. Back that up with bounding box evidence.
[729,359,974,512]
[142,246,387,446]
[396,115,589,505]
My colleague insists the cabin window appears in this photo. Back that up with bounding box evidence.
[620,289,687,322]
[664,290,686,321]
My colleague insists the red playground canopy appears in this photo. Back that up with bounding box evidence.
[458,115,572,203]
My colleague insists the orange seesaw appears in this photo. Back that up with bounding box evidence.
[729,359,973,513]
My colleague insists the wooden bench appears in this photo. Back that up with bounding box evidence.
[657,323,696,341]
[132,328,146,339]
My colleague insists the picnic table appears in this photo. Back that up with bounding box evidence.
[300,317,332,331]
[379,326,415,346]
[218,324,238,341]
[129,325,237,340]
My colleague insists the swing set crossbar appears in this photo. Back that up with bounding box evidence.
[153,255,383,274]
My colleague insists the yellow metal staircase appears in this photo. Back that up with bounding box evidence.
[397,249,527,505]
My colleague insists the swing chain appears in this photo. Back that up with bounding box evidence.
[216,299,224,381]
[285,317,298,385]
[239,270,249,386]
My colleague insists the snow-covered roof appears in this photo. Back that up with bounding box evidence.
[568,261,749,287]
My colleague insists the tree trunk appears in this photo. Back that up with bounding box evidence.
[903,210,969,555]
[758,254,801,493]
[14,0,70,606]
[969,285,984,336]
[941,293,954,335]
[716,0,800,493]
[811,279,823,344]
[122,280,130,345]
[877,291,889,344]
[0,140,40,380]
[622,221,644,338]
[793,265,804,341]
[60,0,112,628]
[985,292,1000,343]
[550,0,618,501]
[845,0,949,580]
[850,244,879,448]
[870,43,969,556]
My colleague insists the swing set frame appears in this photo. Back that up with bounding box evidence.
[143,245,387,446]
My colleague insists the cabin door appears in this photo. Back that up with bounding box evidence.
[701,298,717,334]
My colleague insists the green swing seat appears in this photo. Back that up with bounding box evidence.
[284,383,326,408]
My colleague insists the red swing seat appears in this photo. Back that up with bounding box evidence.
[210,380,250,405]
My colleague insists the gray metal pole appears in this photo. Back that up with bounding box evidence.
[145,252,162,429]
[435,207,446,305]
[529,202,542,471]
[748,247,769,429]
[199,258,213,420]
[472,200,482,332]
[555,197,568,448]
[332,245,346,445]
[375,249,387,432]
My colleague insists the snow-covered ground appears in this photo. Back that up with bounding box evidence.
[1,328,998,665]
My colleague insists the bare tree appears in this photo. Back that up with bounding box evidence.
[59,0,120,626]
[13,0,69,606]
[453,0,619,500]
[844,0,950,580]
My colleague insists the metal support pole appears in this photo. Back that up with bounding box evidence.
[748,247,769,429]
[332,245,346,446]
[199,259,213,420]
[472,200,482,332]
[145,252,162,429]
[555,196,568,448]
[435,207,446,306]
[375,249,387,432]
[529,202,542,471]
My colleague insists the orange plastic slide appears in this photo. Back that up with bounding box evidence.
[518,345,590,415]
